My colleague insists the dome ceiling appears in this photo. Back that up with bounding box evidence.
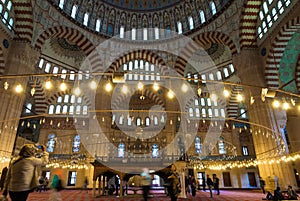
[100,0,182,11]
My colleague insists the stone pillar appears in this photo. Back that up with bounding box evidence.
[233,49,295,190]
[92,179,96,197]
[0,42,39,171]
[119,173,124,197]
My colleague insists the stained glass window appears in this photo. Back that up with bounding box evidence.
[46,134,56,153]
[118,143,125,158]
[72,134,81,153]
[152,144,159,158]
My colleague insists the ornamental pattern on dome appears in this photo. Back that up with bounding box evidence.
[49,0,230,38]
[101,0,182,11]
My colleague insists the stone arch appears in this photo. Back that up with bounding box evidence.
[107,50,167,75]
[13,0,33,42]
[265,16,300,89]
[28,76,46,115]
[111,88,165,110]
[34,26,95,55]
[239,0,262,48]
[173,31,237,76]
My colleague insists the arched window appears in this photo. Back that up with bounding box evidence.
[216,71,222,80]
[202,108,206,117]
[62,105,68,114]
[210,1,217,15]
[195,137,202,154]
[189,108,194,117]
[71,5,77,19]
[131,28,136,40]
[145,117,150,126]
[143,28,148,40]
[72,135,81,153]
[118,143,125,158]
[154,27,159,39]
[95,19,101,32]
[177,21,182,34]
[152,144,159,158]
[154,116,158,125]
[195,108,200,117]
[218,137,226,154]
[46,134,56,153]
[82,105,88,115]
[55,105,61,114]
[48,105,55,114]
[199,10,206,23]
[25,103,32,113]
[136,117,141,126]
[58,0,64,9]
[188,16,194,30]
[120,26,125,38]
[119,115,124,125]
[127,116,132,126]
[83,13,89,26]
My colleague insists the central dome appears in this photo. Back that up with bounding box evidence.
[100,0,182,11]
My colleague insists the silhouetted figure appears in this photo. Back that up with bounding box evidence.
[141,168,151,201]
[0,167,8,191]
[273,186,283,201]
[260,177,266,194]
[167,164,181,201]
[206,174,213,198]
[213,174,220,195]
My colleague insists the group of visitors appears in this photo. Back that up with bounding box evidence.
[265,186,299,200]
[36,175,49,192]
[206,174,220,198]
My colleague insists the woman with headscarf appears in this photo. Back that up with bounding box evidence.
[2,144,49,201]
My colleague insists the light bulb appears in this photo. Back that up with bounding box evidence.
[168,90,175,99]
[237,94,243,102]
[74,87,81,96]
[105,82,112,92]
[197,88,202,96]
[181,83,188,92]
[283,102,289,110]
[60,82,67,91]
[272,100,280,108]
[4,82,9,90]
[45,80,52,90]
[31,87,36,96]
[15,84,23,93]
[122,85,128,94]
[153,82,159,91]
[90,80,97,90]
[223,89,230,97]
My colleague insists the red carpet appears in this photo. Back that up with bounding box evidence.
[2,189,266,201]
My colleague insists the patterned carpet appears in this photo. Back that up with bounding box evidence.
[2,189,266,201]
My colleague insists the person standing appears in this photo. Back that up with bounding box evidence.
[213,174,220,195]
[259,177,266,194]
[287,185,298,200]
[0,167,8,191]
[167,164,181,201]
[81,176,89,193]
[190,176,197,199]
[206,174,213,198]
[3,144,49,201]
[202,175,206,192]
[141,168,151,201]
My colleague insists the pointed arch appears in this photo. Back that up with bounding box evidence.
[265,16,300,89]
[34,26,95,55]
